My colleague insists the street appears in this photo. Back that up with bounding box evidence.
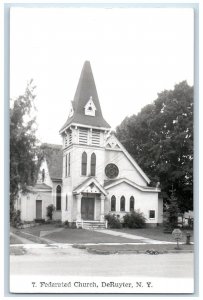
[10,245,194,278]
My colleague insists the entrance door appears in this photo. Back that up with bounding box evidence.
[81,197,94,220]
[36,200,42,219]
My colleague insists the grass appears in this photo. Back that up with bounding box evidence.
[45,229,141,244]
[83,243,194,254]
[12,223,194,246]
[111,226,194,243]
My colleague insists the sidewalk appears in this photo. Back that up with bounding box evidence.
[95,229,175,244]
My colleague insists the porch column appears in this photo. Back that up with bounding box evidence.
[100,195,105,221]
[76,194,82,221]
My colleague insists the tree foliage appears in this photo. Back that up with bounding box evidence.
[116,81,193,212]
[10,80,39,218]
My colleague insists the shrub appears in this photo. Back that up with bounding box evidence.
[123,210,146,228]
[11,209,22,228]
[46,204,55,220]
[105,213,122,229]
[63,220,69,228]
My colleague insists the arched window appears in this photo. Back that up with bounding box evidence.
[65,194,68,211]
[120,196,125,212]
[42,169,45,182]
[90,153,96,176]
[81,152,87,175]
[130,196,135,211]
[68,153,71,176]
[65,155,68,177]
[56,185,61,210]
[111,195,116,211]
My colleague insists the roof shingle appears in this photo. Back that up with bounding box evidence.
[41,143,63,180]
[60,61,111,132]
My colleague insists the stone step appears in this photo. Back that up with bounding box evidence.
[76,221,107,230]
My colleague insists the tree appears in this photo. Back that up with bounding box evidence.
[116,81,193,212]
[10,80,38,221]
[163,186,180,233]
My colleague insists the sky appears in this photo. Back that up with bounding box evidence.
[10,7,194,144]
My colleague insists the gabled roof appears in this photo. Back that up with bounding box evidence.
[40,143,63,180]
[104,178,160,193]
[60,61,111,133]
[105,133,151,184]
[73,177,108,196]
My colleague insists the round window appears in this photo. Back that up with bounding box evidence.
[105,163,119,179]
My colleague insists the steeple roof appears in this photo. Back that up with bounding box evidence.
[60,61,111,133]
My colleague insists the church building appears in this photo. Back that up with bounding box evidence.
[17,61,163,227]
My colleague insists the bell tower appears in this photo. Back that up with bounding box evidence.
[59,61,111,222]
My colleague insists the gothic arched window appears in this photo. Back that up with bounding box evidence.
[111,195,116,212]
[90,153,96,176]
[42,169,45,182]
[130,196,135,211]
[68,153,71,176]
[56,185,61,211]
[120,196,125,212]
[81,152,87,176]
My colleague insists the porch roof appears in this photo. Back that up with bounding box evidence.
[73,177,108,196]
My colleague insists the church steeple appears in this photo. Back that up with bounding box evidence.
[60,61,110,134]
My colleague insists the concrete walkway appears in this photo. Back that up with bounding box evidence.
[40,228,64,237]
[10,232,35,244]
[95,229,174,244]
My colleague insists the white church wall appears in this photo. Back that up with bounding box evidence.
[106,182,160,224]
[19,192,52,221]
[65,145,106,189]
[104,150,147,186]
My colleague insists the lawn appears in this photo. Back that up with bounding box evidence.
[43,228,143,244]
[81,243,194,254]
[111,226,194,243]
[13,223,194,245]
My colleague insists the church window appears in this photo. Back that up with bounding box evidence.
[130,196,135,211]
[81,151,87,176]
[69,131,72,144]
[91,129,100,146]
[65,154,68,177]
[120,196,125,211]
[64,135,68,148]
[68,153,71,176]
[90,153,96,176]
[65,194,68,211]
[56,185,61,211]
[42,169,45,182]
[79,128,88,144]
[111,195,116,211]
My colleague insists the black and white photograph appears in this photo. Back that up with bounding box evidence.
[8,3,195,295]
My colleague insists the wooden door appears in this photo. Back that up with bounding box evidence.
[36,200,42,219]
[81,197,94,220]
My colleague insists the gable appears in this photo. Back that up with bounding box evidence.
[104,178,160,193]
[84,96,96,116]
[37,159,53,187]
[41,143,63,180]
[73,177,108,196]
[105,134,150,185]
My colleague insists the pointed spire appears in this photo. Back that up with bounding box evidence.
[60,61,110,133]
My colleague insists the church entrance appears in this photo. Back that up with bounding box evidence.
[81,197,94,220]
